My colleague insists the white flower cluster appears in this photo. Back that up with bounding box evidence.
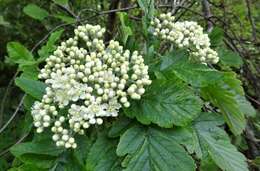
[151,13,219,64]
[31,24,151,149]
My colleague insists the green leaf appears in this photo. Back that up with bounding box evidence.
[53,152,85,171]
[15,77,46,100]
[175,113,248,171]
[73,135,91,166]
[218,48,243,68]
[137,0,155,18]
[10,139,63,157]
[236,95,256,117]
[54,15,76,24]
[162,51,223,87]
[23,4,49,21]
[53,0,68,6]
[7,42,35,65]
[125,77,202,127]
[19,65,39,80]
[8,164,47,171]
[191,113,248,171]
[86,133,122,171]
[38,29,64,60]
[201,72,246,135]
[117,125,196,171]
[118,12,133,45]
[209,27,224,47]
[17,154,56,169]
[0,15,10,27]
[108,116,133,138]
[23,95,36,110]
[200,157,219,171]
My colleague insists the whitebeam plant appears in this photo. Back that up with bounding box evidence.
[151,13,219,64]
[31,24,152,148]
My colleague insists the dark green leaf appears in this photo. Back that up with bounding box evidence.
[162,51,223,87]
[125,77,202,127]
[15,77,46,100]
[10,139,63,157]
[201,72,246,135]
[73,135,91,166]
[117,125,196,171]
[108,116,133,138]
[86,133,122,171]
[23,4,49,21]
[186,113,248,171]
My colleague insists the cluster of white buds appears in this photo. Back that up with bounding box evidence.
[31,24,151,149]
[151,13,219,64]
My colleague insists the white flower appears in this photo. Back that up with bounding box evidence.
[151,13,219,64]
[32,23,152,149]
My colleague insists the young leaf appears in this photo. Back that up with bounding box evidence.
[15,77,46,100]
[137,0,155,18]
[218,48,243,68]
[118,12,133,45]
[23,4,49,21]
[124,77,202,127]
[19,65,39,80]
[209,27,224,47]
[86,133,122,171]
[0,15,10,27]
[53,0,68,6]
[117,125,196,171]
[38,29,64,60]
[54,15,76,24]
[7,42,35,65]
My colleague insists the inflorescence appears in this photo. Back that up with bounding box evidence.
[31,24,152,149]
[151,13,219,64]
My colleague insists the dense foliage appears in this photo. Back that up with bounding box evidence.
[0,0,259,171]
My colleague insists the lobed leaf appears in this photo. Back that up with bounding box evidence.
[124,77,202,127]
[117,125,196,171]
[86,133,122,171]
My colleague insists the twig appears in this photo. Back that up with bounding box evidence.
[245,0,257,42]
[0,95,26,134]
[104,0,120,42]
[54,2,80,22]
[0,133,29,157]
[246,94,260,106]
[31,23,74,52]
[201,0,213,32]
[0,71,19,127]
